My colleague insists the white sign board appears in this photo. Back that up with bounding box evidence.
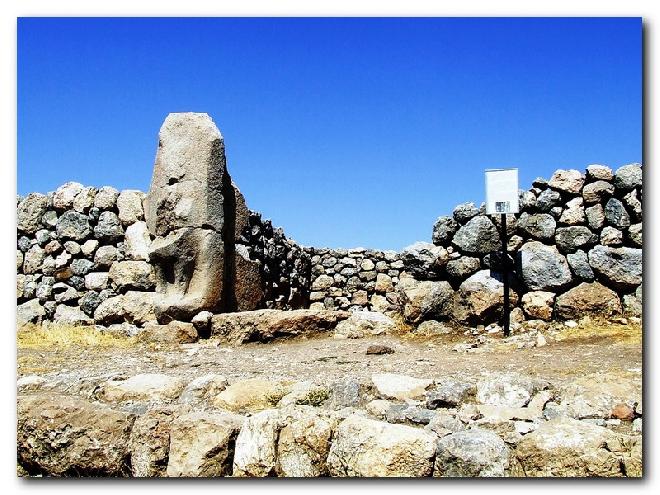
[485,168,519,215]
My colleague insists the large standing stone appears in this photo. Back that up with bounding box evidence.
[452,216,500,255]
[17,394,135,476]
[327,414,436,477]
[516,212,556,241]
[554,282,622,319]
[517,241,572,291]
[129,406,178,477]
[166,411,243,477]
[144,113,230,321]
[548,169,585,194]
[17,193,48,234]
[233,409,280,476]
[588,245,642,290]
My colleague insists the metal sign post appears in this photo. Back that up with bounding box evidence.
[485,168,519,337]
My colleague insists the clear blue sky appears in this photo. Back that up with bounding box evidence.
[18,18,641,250]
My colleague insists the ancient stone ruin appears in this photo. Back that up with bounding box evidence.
[15,113,644,478]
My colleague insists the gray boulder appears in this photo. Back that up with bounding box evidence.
[627,223,642,247]
[94,211,124,241]
[445,256,481,282]
[582,180,614,204]
[453,202,480,223]
[400,242,449,279]
[555,226,597,253]
[17,193,48,235]
[585,204,605,230]
[452,216,500,255]
[566,250,595,281]
[588,245,642,290]
[17,299,45,326]
[52,182,84,210]
[536,189,562,212]
[454,270,519,323]
[434,429,510,477]
[432,216,459,246]
[56,211,91,241]
[613,163,642,191]
[397,275,455,324]
[517,241,572,291]
[109,261,155,291]
[604,198,631,228]
[94,186,120,209]
[517,212,556,241]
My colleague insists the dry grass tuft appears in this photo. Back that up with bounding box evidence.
[17,323,136,350]
[555,317,642,345]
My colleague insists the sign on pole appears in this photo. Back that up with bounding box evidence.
[485,168,519,338]
[485,168,519,215]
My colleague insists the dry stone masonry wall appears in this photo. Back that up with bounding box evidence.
[16,113,643,332]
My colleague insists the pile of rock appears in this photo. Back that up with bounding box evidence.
[17,370,642,477]
[305,248,403,312]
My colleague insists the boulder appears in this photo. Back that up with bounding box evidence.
[129,406,179,477]
[276,408,335,477]
[554,282,622,319]
[516,212,556,241]
[212,378,292,413]
[70,258,94,276]
[600,226,623,246]
[566,250,595,281]
[613,163,642,191]
[586,164,614,181]
[94,186,120,209]
[84,272,109,291]
[56,211,91,241]
[53,304,94,326]
[548,169,585,194]
[371,373,433,400]
[426,379,475,408]
[17,193,48,234]
[124,221,151,261]
[52,182,84,210]
[17,299,45,327]
[211,309,349,344]
[432,216,459,246]
[454,269,519,323]
[397,276,454,324]
[623,189,642,222]
[17,394,135,476]
[452,216,500,255]
[558,197,586,225]
[22,244,45,274]
[375,273,394,293]
[588,245,642,290]
[166,411,243,477]
[116,190,145,225]
[453,202,480,223]
[434,429,510,477]
[400,241,449,279]
[476,372,547,408]
[108,260,155,291]
[517,241,572,291]
[604,197,631,228]
[536,189,562,212]
[178,374,228,405]
[94,211,124,241]
[100,373,186,403]
[72,186,96,212]
[233,409,280,476]
[94,245,119,268]
[334,311,397,339]
[445,256,481,282]
[139,321,199,344]
[94,291,159,326]
[585,204,605,230]
[555,226,597,253]
[515,417,624,476]
[521,291,555,320]
[327,414,436,477]
[582,180,615,204]
[233,245,265,311]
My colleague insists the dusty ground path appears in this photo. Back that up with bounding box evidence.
[17,320,642,388]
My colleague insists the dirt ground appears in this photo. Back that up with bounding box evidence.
[17,320,643,389]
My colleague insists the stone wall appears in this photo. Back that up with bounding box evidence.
[16,115,643,329]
